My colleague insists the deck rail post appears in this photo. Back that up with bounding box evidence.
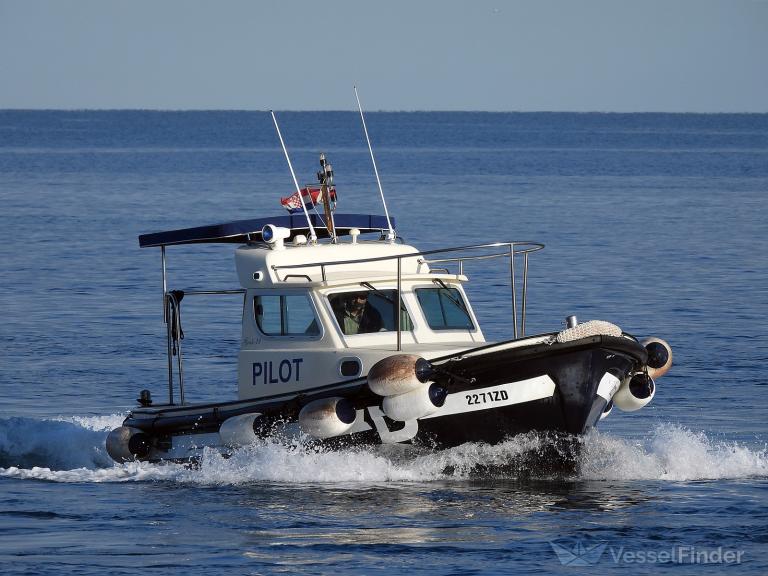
[509,243,518,339]
[522,251,529,337]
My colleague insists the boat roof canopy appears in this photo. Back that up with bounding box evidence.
[138,213,395,248]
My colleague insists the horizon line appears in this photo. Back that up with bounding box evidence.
[2,108,767,115]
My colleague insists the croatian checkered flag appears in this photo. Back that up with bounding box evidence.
[280,186,336,214]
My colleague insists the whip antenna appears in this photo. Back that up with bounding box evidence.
[270,110,317,243]
[354,86,395,241]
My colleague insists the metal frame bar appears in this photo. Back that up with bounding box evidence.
[396,258,402,351]
[180,290,246,296]
[161,246,168,320]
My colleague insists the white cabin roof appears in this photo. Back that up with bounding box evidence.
[235,240,430,288]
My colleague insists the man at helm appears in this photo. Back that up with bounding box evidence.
[333,291,383,335]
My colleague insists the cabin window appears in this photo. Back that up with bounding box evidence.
[416,287,474,330]
[329,290,413,336]
[254,295,320,336]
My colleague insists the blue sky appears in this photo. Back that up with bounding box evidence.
[1,0,766,111]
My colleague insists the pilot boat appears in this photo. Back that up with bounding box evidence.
[105,112,672,465]
[106,209,672,463]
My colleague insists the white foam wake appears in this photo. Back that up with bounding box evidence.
[0,416,766,484]
[579,423,768,481]
[0,414,124,471]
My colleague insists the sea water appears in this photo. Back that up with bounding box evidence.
[1,111,767,574]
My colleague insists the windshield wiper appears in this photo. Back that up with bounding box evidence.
[361,282,397,306]
[433,279,469,313]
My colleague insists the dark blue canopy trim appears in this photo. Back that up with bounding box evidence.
[138,214,395,248]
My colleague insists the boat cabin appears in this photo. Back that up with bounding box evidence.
[139,214,541,405]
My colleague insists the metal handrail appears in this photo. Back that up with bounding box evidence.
[423,249,523,266]
[271,241,544,349]
[271,241,543,277]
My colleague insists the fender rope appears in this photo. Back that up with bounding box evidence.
[555,320,622,343]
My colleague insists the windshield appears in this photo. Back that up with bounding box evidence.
[329,290,413,335]
[416,286,474,330]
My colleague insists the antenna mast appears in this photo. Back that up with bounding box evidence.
[318,153,337,242]
[270,110,318,243]
[354,86,395,241]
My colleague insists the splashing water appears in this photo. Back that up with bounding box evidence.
[579,423,768,481]
[1,416,766,484]
[0,414,123,471]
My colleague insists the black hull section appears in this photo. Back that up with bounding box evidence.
[427,336,641,439]
[117,335,647,462]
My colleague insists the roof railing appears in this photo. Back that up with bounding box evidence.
[272,241,544,349]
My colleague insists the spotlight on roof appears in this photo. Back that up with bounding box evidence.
[262,225,290,249]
